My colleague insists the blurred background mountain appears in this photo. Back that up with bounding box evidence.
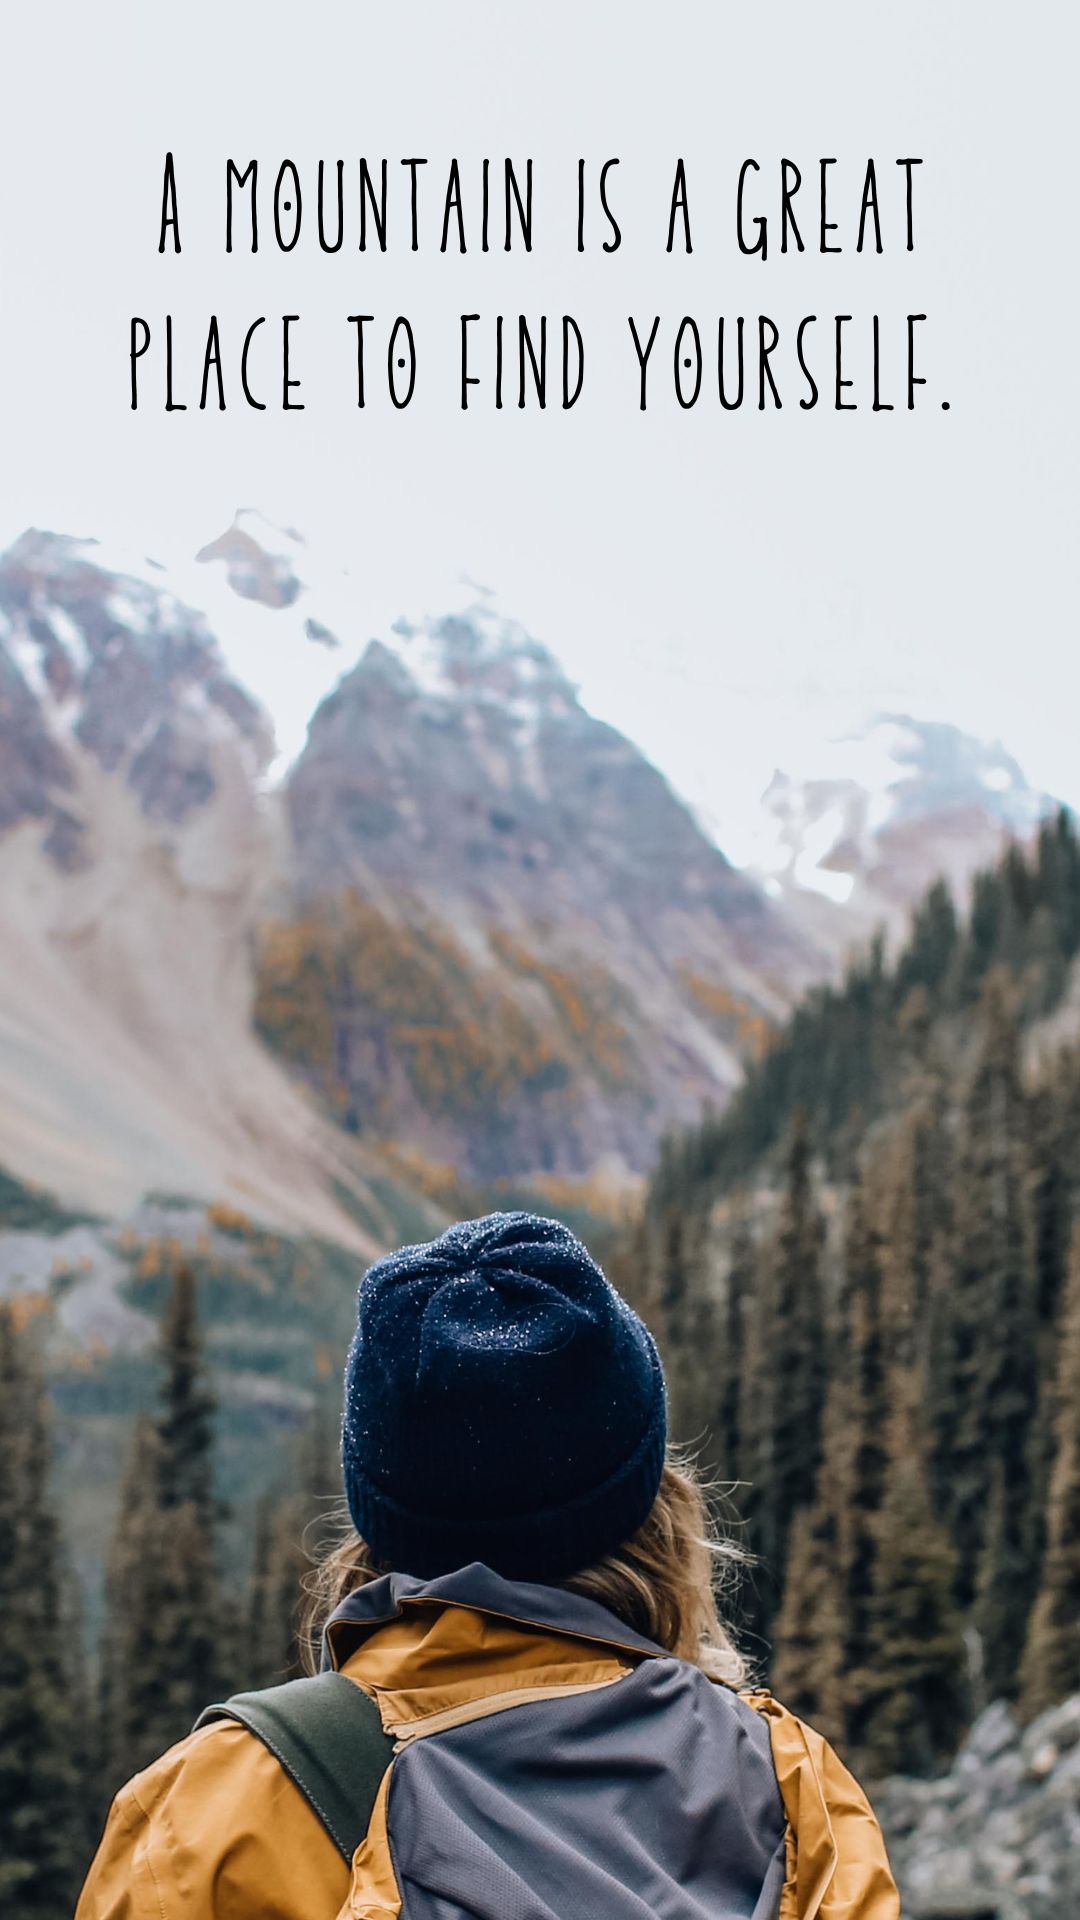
[1,514,1077,1917]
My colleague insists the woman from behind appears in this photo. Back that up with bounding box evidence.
[78,1210,899,1920]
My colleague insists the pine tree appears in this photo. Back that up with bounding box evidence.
[959,866,1008,999]
[971,1460,1012,1712]
[770,1164,889,1755]
[1037,806,1080,961]
[880,1108,941,1355]
[155,1498,224,1717]
[1023,904,1067,1016]
[860,1364,969,1778]
[651,1202,721,1453]
[833,1172,889,1749]
[715,1210,753,1493]
[0,1308,88,1919]
[770,1503,846,1748]
[969,978,1040,1694]
[248,1412,342,1688]
[733,1228,770,1634]
[1027,1051,1073,1333]
[935,972,1040,1681]
[748,1113,827,1629]
[101,1266,224,1796]
[249,1496,298,1686]
[100,1419,176,1785]
[1018,1222,1080,1719]
[893,879,959,1006]
[157,1263,216,1518]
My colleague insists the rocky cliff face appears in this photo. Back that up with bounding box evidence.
[271,598,818,1180]
[0,529,384,1243]
[876,1697,1080,1919]
[0,528,271,854]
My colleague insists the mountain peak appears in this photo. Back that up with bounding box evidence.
[751,711,1058,953]
[0,526,272,859]
[369,602,579,720]
[868,712,1045,831]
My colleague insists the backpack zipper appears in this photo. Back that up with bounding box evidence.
[386,1668,632,1751]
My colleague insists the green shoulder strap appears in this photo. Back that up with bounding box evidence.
[194,1670,396,1864]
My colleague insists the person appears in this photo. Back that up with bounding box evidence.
[77,1210,900,1919]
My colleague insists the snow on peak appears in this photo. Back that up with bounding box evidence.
[739,710,1062,964]
[0,526,272,780]
[180,512,584,774]
[0,512,588,787]
[748,712,1053,903]
[377,601,576,716]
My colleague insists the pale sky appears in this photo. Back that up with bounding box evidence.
[1,1,1076,866]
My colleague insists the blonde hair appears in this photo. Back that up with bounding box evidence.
[298,1449,749,1688]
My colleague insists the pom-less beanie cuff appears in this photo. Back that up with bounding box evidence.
[345,1340,667,1581]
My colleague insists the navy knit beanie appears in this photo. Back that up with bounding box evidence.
[341,1211,667,1581]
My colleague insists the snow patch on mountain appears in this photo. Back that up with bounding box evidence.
[37,514,583,786]
[749,714,1059,958]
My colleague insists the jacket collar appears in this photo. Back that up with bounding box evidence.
[322,1561,668,1670]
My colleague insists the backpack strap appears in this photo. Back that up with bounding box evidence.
[195,1670,396,1863]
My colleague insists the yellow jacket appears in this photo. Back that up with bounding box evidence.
[78,1573,899,1920]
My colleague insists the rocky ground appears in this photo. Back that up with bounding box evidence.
[876,1696,1080,1919]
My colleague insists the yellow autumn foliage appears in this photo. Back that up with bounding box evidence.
[9,1291,51,1333]
[678,966,773,1059]
[206,1202,256,1238]
[254,892,641,1123]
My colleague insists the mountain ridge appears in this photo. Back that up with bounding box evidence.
[268,592,815,1178]
[0,509,1063,1211]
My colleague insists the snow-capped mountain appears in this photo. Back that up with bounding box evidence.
[271,596,817,1179]
[748,715,1059,960]
[0,526,270,852]
[0,517,820,1206]
[0,509,1061,1212]
[0,527,388,1244]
